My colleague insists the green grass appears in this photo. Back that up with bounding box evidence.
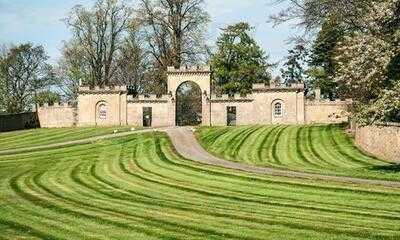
[196,124,400,181]
[0,126,134,151]
[1,132,400,239]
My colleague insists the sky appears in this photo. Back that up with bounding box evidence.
[0,0,301,76]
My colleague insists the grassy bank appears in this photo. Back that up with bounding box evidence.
[0,126,133,151]
[0,132,400,239]
[197,124,400,181]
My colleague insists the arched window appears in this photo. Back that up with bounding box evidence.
[98,104,107,120]
[274,102,283,117]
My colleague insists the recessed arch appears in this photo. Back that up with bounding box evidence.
[95,101,108,125]
[175,81,202,126]
[271,99,284,123]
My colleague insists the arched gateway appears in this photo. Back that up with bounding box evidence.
[167,66,212,126]
[175,81,203,126]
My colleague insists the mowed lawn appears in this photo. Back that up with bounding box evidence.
[1,131,400,239]
[0,126,133,151]
[197,124,400,181]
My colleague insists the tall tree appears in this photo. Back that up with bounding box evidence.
[271,0,377,32]
[138,0,209,93]
[35,90,61,106]
[272,0,400,123]
[211,22,272,95]
[0,44,9,112]
[333,0,400,123]
[280,42,308,85]
[65,0,133,87]
[0,44,54,113]
[114,26,151,96]
[307,17,345,99]
[55,40,89,102]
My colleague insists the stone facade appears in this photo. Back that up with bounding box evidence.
[355,123,400,163]
[305,100,349,124]
[37,103,75,128]
[38,65,350,128]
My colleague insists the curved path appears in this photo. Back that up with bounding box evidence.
[165,127,400,188]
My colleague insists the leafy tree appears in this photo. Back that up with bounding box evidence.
[310,18,344,76]
[211,22,272,95]
[307,17,345,99]
[305,66,338,99]
[334,0,400,123]
[273,0,400,123]
[35,90,61,106]
[281,42,308,85]
[356,80,400,124]
[0,43,54,113]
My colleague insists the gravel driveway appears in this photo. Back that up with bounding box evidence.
[165,127,400,188]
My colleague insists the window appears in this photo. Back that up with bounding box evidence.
[274,102,283,117]
[227,106,237,126]
[98,104,107,120]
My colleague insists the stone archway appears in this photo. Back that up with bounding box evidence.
[175,81,203,126]
[167,66,212,126]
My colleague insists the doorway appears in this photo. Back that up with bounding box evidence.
[227,106,237,126]
[143,107,152,127]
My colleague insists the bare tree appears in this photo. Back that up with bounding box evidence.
[113,24,152,95]
[65,0,134,87]
[0,44,9,112]
[138,0,209,93]
[55,40,89,102]
[270,0,375,31]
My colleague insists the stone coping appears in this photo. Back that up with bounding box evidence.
[374,122,400,127]
[128,99,169,104]
[79,85,128,94]
[167,65,211,73]
[305,100,349,105]
[208,99,254,103]
[127,94,170,103]
[39,102,75,108]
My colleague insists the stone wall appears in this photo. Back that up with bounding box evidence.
[209,95,254,126]
[355,123,400,162]
[38,103,76,128]
[209,83,306,126]
[127,95,173,127]
[305,100,349,124]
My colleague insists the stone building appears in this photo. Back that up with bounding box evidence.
[38,66,349,128]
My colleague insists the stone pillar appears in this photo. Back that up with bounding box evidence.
[202,94,211,126]
[296,91,305,124]
[167,97,176,126]
[315,88,321,101]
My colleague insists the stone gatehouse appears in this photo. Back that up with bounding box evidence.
[38,66,349,128]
